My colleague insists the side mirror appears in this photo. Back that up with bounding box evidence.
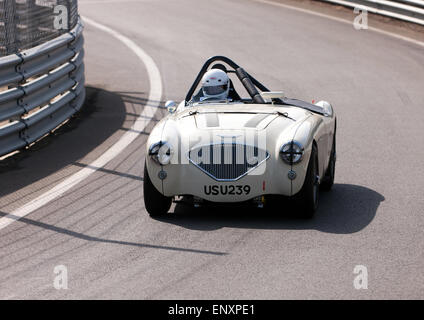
[165,100,177,114]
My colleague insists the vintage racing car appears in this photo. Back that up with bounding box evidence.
[144,56,336,218]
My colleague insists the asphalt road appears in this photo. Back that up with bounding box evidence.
[0,0,423,299]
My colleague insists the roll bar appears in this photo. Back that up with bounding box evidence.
[184,56,270,104]
[184,56,325,115]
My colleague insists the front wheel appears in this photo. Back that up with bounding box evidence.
[294,144,319,218]
[143,163,172,217]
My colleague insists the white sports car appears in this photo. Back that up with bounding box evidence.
[144,56,336,218]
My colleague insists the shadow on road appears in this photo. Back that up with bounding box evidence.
[0,211,226,256]
[112,91,167,109]
[158,183,384,234]
[0,86,127,199]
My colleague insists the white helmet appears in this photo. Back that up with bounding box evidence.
[201,69,230,101]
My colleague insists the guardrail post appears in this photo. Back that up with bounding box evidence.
[2,0,18,55]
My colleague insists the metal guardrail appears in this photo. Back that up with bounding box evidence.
[0,18,85,157]
[318,0,424,25]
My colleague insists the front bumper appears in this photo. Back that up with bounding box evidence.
[146,155,296,202]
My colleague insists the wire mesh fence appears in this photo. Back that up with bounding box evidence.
[0,0,78,57]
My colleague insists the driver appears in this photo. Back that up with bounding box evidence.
[200,69,230,101]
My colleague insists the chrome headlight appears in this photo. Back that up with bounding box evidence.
[280,141,304,164]
[149,141,173,165]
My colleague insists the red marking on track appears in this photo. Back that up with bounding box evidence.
[263,181,266,191]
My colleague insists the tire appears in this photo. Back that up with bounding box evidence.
[143,163,172,217]
[321,131,336,191]
[295,144,319,218]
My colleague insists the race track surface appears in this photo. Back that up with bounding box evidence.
[0,0,423,299]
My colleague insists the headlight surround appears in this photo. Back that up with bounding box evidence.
[280,141,304,164]
[149,141,173,165]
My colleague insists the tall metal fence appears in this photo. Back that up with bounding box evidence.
[0,0,79,56]
[0,0,84,158]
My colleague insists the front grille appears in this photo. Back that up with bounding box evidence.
[188,143,269,181]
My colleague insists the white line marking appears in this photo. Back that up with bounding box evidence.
[0,17,162,231]
[256,0,424,48]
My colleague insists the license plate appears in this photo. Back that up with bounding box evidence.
[203,185,251,196]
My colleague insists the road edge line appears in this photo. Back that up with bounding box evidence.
[0,17,162,230]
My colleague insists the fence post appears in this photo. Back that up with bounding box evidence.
[67,0,72,29]
[27,0,37,48]
[3,0,17,55]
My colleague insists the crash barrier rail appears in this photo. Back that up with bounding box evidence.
[318,0,424,25]
[0,0,79,56]
[0,18,85,157]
